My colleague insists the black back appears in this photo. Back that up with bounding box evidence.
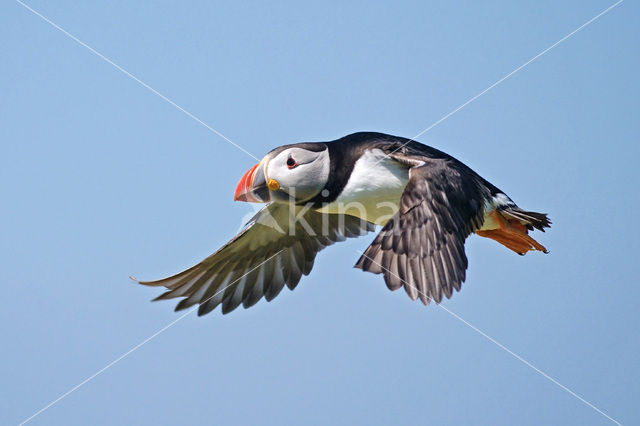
[304,131,501,207]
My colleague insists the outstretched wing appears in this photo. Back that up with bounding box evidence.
[138,203,374,315]
[355,154,485,304]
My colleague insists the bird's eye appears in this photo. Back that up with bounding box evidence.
[286,157,297,169]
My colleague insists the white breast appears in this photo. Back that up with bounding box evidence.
[317,149,410,225]
[479,192,517,231]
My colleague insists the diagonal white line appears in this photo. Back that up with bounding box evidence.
[386,0,624,158]
[356,250,622,426]
[18,308,197,426]
[437,304,622,426]
[18,250,283,425]
[12,1,626,424]
[13,0,259,161]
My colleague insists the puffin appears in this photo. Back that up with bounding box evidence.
[137,132,550,315]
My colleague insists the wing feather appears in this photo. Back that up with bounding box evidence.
[356,155,484,304]
[138,203,374,315]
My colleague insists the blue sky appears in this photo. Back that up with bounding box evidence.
[1,1,638,425]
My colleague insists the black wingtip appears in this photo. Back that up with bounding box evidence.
[152,291,171,302]
[174,298,192,312]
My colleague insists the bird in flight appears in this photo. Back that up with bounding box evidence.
[136,132,550,315]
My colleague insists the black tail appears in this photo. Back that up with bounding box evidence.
[500,207,551,232]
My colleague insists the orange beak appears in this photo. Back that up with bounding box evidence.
[234,162,270,203]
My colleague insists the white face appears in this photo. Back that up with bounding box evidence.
[266,146,330,203]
